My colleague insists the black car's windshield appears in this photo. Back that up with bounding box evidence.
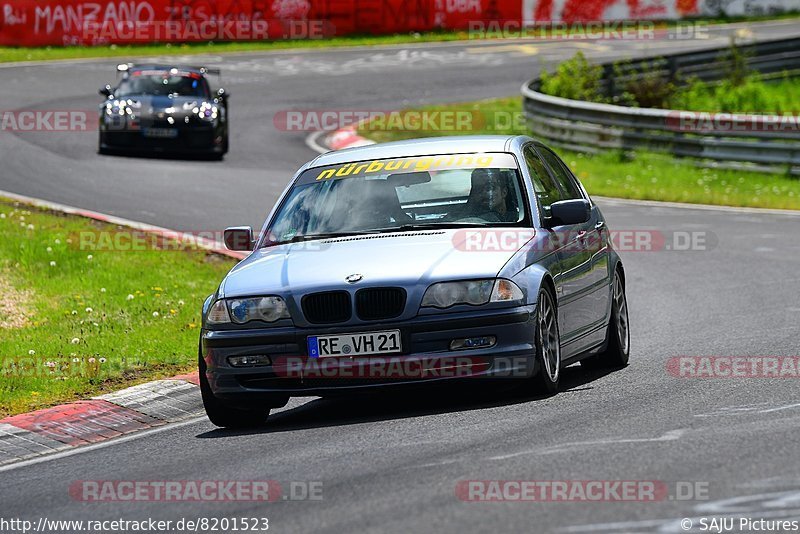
[266,153,527,245]
[115,71,210,98]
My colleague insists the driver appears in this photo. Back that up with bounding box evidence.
[453,168,518,223]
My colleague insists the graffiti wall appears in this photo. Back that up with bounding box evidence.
[1,0,798,46]
[523,0,800,23]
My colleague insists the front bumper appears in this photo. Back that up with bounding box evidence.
[201,305,538,402]
[99,124,224,154]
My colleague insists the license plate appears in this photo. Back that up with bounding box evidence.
[143,128,178,138]
[308,330,402,358]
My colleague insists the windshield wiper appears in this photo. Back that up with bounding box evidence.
[274,231,376,245]
[374,222,493,233]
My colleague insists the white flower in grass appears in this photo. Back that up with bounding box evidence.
[100,288,106,293]
[28,349,36,355]
[85,307,93,313]
[46,247,53,253]
[70,337,80,344]
[178,300,185,306]
[54,238,61,244]
[87,254,93,261]
[27,224,34,230]
[126,294,135,301]
[0,213,5,219]
[99,358,107,364]
[152,311,160,318]
[49,261,56,267]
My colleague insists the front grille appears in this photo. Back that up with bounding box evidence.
[302,291,351,324]
[356,288,406,321]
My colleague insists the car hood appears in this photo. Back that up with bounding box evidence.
[221,229,521,298]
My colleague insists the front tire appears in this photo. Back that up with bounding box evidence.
[531,286,561,394]
[199,351,270,428]
[582,269,630,369]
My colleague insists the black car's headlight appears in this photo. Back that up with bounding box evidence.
[206,297,290,325]
[194,102,219,123]
[105,100,139,119]
[421,279,523,309]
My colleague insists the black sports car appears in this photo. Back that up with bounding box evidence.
[98,64,229,159]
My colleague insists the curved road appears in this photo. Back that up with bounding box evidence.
[2,20,800,533]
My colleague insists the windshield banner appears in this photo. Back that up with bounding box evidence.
[302,153,519,184]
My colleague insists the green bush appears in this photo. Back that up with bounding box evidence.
[670,72,798,113]
[539,51,607,103]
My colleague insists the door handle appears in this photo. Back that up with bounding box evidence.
[595,221,605,230]
[576,230,587,241]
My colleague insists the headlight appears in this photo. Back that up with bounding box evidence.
[206,300,231,324]
[421,279,523,309]
[228,296,290,324]
[194,102,219,122]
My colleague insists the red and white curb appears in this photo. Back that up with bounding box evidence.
[0,375,203,465]
[306,124,375,155]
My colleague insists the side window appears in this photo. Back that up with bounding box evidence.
[524,146,562,217]
[539,148,584,201]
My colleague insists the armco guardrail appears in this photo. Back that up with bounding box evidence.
[522,37,800,173]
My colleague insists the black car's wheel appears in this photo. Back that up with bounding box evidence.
[98,133,109,155]
[582,269,630,369]
[199,351,270,428]
[531,286,561,394]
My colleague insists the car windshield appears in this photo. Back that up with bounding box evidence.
[115,72,210,98]
[265,152,527,245]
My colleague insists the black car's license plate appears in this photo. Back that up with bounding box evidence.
[143,128,178,138]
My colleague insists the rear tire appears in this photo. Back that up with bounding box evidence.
[582,269,630,369]
[530,286,561,395]
[199,351,270,428]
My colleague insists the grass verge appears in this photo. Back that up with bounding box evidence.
[357,97,800,210]
[0,31,471,64]
[0,198,234,417]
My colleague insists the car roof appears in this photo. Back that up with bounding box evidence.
[309,135,524,168]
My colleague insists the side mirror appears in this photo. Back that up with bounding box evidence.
[544,199,590,228]
[99,85,112,97]
[224,226,254,251]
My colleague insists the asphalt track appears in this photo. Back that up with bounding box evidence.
[2,20,800,533]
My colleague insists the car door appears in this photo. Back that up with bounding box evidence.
[537,146,610,340]
[523,145,589,344]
